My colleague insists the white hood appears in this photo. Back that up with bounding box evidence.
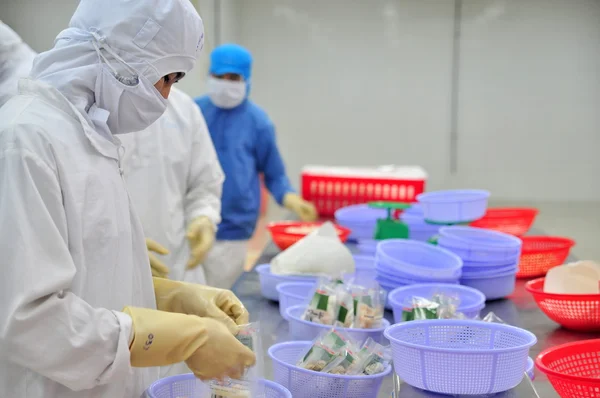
[0,21,36,107]
[29,0,204,129]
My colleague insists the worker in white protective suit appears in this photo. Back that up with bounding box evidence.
[120,87,224,284]
[0,1,255,397]
[0,21,36,107]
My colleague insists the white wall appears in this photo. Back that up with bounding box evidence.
[2,0,599,201]
[236,0,600,201]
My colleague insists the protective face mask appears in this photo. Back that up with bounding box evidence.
[207,76,247,109]
[92,33,168,135]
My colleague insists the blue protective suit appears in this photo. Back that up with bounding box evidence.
[195,44,294,240]
[196,97,294,240]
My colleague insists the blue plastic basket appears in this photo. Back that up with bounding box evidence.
[416,189,490,224]
[277,282,315,319]
[256,264,319,301]
[400,212,441,242]
[335,204,386,240]
[388,284,486,323]
[356,239,378,255]
[376,239,463,279]
[438,226,522,263]
[144,374,292,398]
[376,261,461,284]
[352,254,377,282]
[460,269,517,300]
[461,263,519,278]
[269,341,391,398]
[286,305,390,345]
[384,320,537,395]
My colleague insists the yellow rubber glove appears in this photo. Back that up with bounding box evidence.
[283,192,318,221]
[153,277,249,334]
[146,238,170,278]
[124,307,256,380]
[186,216,215,270]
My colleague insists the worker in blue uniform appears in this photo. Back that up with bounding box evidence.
[195,43,318,289]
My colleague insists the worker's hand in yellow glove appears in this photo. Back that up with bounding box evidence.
[125,307,256,380]
[153,277,249,334]
[146,238,170,278]
[283,192,318,222]
[186,216,215,270]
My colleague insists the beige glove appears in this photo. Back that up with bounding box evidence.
[124,306,255,380]
[283,192,318,221]
[146,238,170,278]
[186,216,216,270]
[153,277,249,334]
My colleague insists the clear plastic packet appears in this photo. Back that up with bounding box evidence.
[297,328,352,371]
[322,342,362,375]
[352,284,385,329]
[208,323,263,398]
[482,312,506,324]
[432,291,460,319]
[303,277,338,325]
[334,285,354,328]
[359,337,392,376]
[402,296,440,322]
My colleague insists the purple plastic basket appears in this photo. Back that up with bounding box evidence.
[438,226,522,263]
[286,305,390,345]
[352,254,377,282]
[461,263,519,278]
[256,264,319,301]
[400,213,441,242]
[357,239,378,255]
[376,239,463,279]
[384,320,537,395]
[277,282,315,319]
[335,204,386,240]
[416,189,490,223]
[376,262,460,284]
[388,283,486,323]
[460,269,517,300]
[144,374,292,398]
[269,341,391,398]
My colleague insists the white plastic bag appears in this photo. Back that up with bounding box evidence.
[270,222,355,277]
[544,260,600,294]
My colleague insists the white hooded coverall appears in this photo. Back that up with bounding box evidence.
[120,87,224,285]
[0,0,204,397]
[0,21,36,107]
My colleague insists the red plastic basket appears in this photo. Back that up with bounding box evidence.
[536,339,600,397]
[470,207,538,236]
[525,278,600,331]
[267,221,351,251]
[517,236,575,278]
[301,167,426,217]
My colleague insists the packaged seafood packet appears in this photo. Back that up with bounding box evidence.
[333,284,354,328]
[482,312,506,324]
[322,340,362,375]
[297,328,352,371]
[359,337,392,376]
[303,277,338,325]
[432,291,461,320]
[207,323,263,398]
[402,296,439,322]
[352,283,386,329]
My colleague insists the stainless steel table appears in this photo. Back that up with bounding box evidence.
[233,241,596,397]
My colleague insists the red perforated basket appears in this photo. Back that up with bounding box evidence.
[536,339,600,397]
[525,278,600,331]
[470,207,538,236]
[517,236,575,278]
[267,221,351,251]
[301,167,426,217]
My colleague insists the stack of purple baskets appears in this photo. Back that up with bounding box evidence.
[375,239,463,308]
[438,226,523,300]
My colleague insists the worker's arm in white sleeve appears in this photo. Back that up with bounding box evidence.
[0,144,133,391]
[184,103,224,227]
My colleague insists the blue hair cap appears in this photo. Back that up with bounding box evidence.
[209,43,253,80]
